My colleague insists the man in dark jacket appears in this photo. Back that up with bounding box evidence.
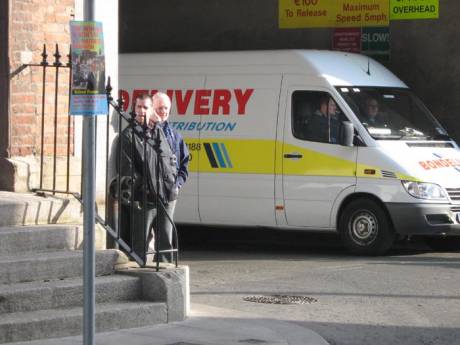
[117,94,158,259]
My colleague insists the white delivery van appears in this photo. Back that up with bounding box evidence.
[120,50,460,255]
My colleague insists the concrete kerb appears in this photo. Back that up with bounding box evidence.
[115,263,190,322]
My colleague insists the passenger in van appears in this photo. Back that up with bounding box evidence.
[305,96,340,144]
[362,97,387,127]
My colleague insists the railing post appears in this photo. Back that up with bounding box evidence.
[52,44,62,195]
[66,45,72,193]
[39,44,48,190]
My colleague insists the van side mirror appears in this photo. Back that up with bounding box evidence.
[340,121,354,147]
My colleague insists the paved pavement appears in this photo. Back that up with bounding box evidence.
[5,304,329,345]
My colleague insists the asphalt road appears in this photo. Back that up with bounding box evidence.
[179,226,460,345]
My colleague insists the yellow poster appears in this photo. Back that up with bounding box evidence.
[279,0,390,28]
[390,0,438,20]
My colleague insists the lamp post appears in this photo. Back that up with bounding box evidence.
[82,0,96,344]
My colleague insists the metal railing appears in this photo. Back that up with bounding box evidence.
[19,44,178,269]
[17,44,77,197]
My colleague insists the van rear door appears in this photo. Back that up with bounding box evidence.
[197,74,282,226]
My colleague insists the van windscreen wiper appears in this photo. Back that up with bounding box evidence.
[427,133,451,141]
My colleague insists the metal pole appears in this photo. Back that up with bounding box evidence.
[83,1,96,345]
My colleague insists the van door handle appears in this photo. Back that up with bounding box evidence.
[284,152,303,159]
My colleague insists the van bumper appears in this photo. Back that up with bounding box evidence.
[386,203,460,235]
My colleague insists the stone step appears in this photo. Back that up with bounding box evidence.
[0,275,142,314]
[0,301,167,344]
[0,249,121,285]
[0,192,83,227]
[0,225,83,255]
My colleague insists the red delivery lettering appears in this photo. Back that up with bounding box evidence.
[122,88,254,115]
[194,89,212,115]
[234,89,254,115]
[212,89,231,115]
[119,90,130,111]
[175,90,193,115]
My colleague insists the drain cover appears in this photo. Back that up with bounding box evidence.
[243,295,317,305]
[238,339,268,344]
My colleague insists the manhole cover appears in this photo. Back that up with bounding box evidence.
[238,339,268,344]
[243,295,317,305]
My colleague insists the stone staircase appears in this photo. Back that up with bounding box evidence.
[0,193,188,344]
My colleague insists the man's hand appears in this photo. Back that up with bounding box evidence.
[148,112,162,127]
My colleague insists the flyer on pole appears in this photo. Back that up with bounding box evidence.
[69,21,108,116]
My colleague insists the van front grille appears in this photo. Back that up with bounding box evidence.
[381,170,397,178]
[446,188,460,201]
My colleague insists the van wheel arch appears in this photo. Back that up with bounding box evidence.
[336,193,396,255]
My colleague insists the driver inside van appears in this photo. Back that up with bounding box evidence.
[362,97,387,127]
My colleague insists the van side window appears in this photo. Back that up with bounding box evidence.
[292,91,345,144]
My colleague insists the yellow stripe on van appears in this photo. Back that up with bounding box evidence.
[282,143,355,176]
[200,139,275,174]
[184,138,419,181]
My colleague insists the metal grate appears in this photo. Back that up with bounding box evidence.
[243,295,317,305]
[446,188,460,201]
[381,170,397,178]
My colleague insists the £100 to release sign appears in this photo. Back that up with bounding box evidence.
[279,0,390,28]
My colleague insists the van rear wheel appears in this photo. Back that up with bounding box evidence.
[339,198,395,255]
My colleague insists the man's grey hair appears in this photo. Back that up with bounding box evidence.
[152,92,171,106]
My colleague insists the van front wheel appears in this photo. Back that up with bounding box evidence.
[339,198,395,255]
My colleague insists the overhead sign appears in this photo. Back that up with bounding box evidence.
[69,21,108,116]
[390,0,439,20]
[279,0,390,28]
[332,27,390,61]
[361,27,390,61]
[332,28,361,53]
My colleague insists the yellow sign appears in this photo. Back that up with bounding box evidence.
[279,0,390,28]
[390,0,438,19]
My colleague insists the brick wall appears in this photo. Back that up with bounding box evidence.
[9,0,75,157]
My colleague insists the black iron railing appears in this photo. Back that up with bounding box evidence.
[18,44,76,196]
[19,44,178,269]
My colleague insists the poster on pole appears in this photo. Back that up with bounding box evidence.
[69,21,108,116]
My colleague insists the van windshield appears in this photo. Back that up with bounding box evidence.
[336,87,449,140]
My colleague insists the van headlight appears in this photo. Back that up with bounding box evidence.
[401,181,447,200]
